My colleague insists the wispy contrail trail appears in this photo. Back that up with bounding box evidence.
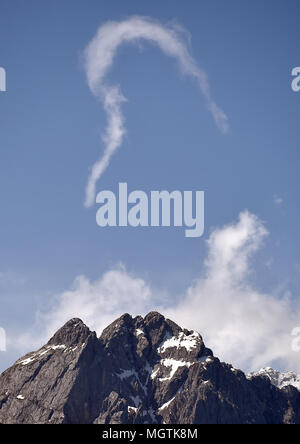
[84,16,229,208]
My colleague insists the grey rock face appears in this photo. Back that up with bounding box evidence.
[0,312,299,424]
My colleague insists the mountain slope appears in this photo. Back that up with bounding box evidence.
[248,367,300,391]
[0,312,299,424]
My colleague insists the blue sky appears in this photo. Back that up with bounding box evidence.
[1,0,300,373]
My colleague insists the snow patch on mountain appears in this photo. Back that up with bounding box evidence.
[158,358,193,381]
[18,344,68,366]
[158,331,201,353]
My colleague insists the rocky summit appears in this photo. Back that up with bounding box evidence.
[0,312,299,424]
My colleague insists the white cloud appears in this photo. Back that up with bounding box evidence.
[83,16,229,207]
[11,211,300,374]
[19,267,154,349]
[166,212,300,372]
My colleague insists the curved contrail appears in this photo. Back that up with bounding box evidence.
[84,16,229,208]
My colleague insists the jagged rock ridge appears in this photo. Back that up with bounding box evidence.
[248,367,300,391]
[0,312,299,424]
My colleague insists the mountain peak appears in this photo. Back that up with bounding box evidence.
[0,313,299,424]
[143,311,165,324]
[248,367,300,392]
[47,318,93,347]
